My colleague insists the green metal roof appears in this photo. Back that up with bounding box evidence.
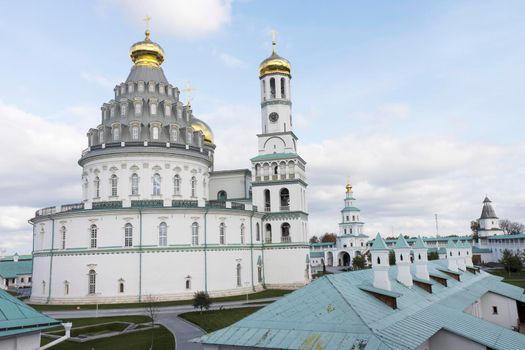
[251,152,298,161]
[310,252,325,258]
[197,260,525,349]
[371,233,389,251]
[472,246,492,254]
[488,233,525,240]
[339,234,369,238]
[394,235,410,249]
[0,289,59,338]
[412,236,427,249]
[0,254,32,262]
[0,260,32,279]
[341,206,360,212]
[310,242,335,247]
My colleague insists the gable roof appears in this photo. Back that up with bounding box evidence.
[394,235,410,249]
[0,260,32,279]
[412,236,427,249]
[0,289,59,338]
[197,260,525,349]
[371,233,388,251]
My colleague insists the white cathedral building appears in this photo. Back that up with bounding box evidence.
[29,30,310,304]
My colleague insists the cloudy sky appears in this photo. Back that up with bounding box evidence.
[1,0,524,254]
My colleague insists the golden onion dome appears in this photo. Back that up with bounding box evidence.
[346,178,353,193]
[259,51,291,78]
[191,118,214,144]
[129,30,165,67]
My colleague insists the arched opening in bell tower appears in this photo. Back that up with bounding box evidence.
[264,189,271,212]
[265,223,272,243]
[280,77,286,98]
[280,188,290,211]
[281,223,291,243]
[270,78,276,98]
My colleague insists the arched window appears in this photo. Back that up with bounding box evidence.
[270,78,276,98]
[119,281,124,293]
[264,189,271,212]
[191,176,197,197]
[255,164,261,177]
[173,175,181,195]
[236,263,242,287]
[88,270,96,294]
[94,176,100,198]
[152,126,159,139]
[265,223,272,243]
[171,127,178,142]
[124,223,133,247]
[280,77,286,98]
[281,223,291,243]
[185,277,191,290]
[217,190,227,202]
[99,129,104,143]
[280,188,290,211]
[192,222,199,245]
[418,253,422,260]
[219,223,226,245]
[64,281,69,295]
[257,265,262,283]
[159,222,168,246]
[110,174,118,197]
[42,281,46,295]
[256,223,260,241]
[132,126,139,140]
[273,166,278,175]
[153,173,161,195]
[377,257,381,264]
[400,254,404,261]
[131,173,139,195]
[90,225,97,248]
[113,127,120,141]
[240,223,245,244]
[60,226,66,250]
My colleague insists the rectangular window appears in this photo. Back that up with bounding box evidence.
[150,103,157,115]
[119,282,124,293]
[165,105,171,117]
[149,82,155,92]
[138,82,144,92]
[113,128,120,141]
[121,104,127,116]
[135,103,142,115]
[492,306,498,314]
[132,126,139,140]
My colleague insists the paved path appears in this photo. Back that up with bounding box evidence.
[44,298,277,350]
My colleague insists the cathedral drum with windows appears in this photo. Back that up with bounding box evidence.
[29,30,310,304]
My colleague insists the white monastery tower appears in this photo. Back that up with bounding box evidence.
[251,36,311,285]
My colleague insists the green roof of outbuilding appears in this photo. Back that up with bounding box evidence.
[0,289,59,338]
[0,254,32,262]
[197,260,525,349]
[488,233,525,240]
[446,239,457,248]
[394,235,410,249]
[371,233,389,251]
[0,260,32,279]
[412,236,427,249]
[472,246,492,254]
[310,252,325,258]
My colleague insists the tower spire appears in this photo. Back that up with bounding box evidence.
[271,30,277,53]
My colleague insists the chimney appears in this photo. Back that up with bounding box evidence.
[371,233,391,291]
[446,239,458,272]
[394,235,413,287]
[465,241,474,267]
[456,240,466,270]
[413,236,429,280]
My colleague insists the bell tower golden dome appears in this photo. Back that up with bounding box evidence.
[259,31,291,78]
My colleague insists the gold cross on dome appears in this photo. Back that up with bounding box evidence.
[271,30,277,52]
[182,81,197,107]
[144,15,151,30]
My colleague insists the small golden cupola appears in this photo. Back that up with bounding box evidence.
[129,29,165,68]
[191,118,215,144]
[259,33,291,78]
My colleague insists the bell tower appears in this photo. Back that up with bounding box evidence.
[251,33,309,287]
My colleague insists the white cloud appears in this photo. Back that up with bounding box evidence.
[218,52,248,69]
[98,0,233,39]
[81,71,116,89]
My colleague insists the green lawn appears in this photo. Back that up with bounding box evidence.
[30,289,291,312]
[487,269,525,292]
[179,307,262,333]
[41,316,174,350]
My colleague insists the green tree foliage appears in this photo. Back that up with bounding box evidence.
[427,251,439,261]
[499,249,523,273]
[389,251,396,265]
[499,219,525,235]
[320,233,337,243]
[309,235,319,244]
[192,291,212,313]
[352,255,367,270]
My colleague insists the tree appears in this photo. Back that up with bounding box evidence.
[309,235,319,244]
[144,294,159,349]
[500,219,525,235]
[499,249,523,273]
[427,251,439,261]
[470,221,480,240]
[192,291,211,313]
[389,251,396,265]
[320,233,337,243]
[352,255,366,270]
